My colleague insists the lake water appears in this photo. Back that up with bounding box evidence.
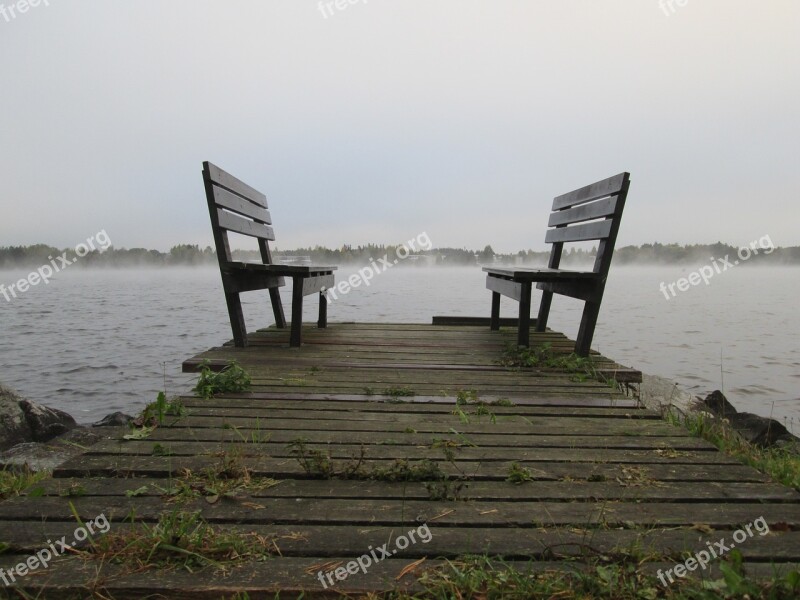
[0,266,797,432]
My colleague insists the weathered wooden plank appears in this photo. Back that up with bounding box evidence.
[52,455,762,481]
[4,496,799,529]
[242,384,625,397]
[3,521,800,562]
[177,392,641,409]
[157,415,683,436]
[548,195,619,227]
[545,219,613,243]
[28,478,799,503]
[87,432,717,460]
[177,398,656,418]
[432,316,527,327]
[157,407,657,426]
[551,173,628,211]
[485,275,523,301]
[140,428,692,448]
[204,161,268,207]
[0,553,795,599]
[213,185,271,223]
[217,208,275,240]
[235,368,627,385]
[303,274,335,296]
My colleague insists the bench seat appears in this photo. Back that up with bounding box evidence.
[483,267,599,281]
[227,262,337,275]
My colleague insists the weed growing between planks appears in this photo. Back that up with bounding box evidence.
[0,466,49,501]
[124,391,186,441]
[159,449,280,504]
[453,390,515,424]
[384,387,416,398]
[193,360,252,400]
[287,437,470,501]
[506,462,535,485]
[500,342,621,388]
[82,510,276,574]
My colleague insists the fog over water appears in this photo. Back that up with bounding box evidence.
[0,266,797,431]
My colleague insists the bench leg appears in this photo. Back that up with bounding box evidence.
[575,301,601,357]
[269,287,287,329]
[490,292,501,331]
[318,291,328,328]
[290,276,303,348]
[536,291,553,332]
[517,283,532,347]
[224,292,248,348]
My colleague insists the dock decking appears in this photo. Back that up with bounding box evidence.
[1,321,799,598]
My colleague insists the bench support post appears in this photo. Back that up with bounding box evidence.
[575,300,601,357]
[224,292,248,348]
[290,276,304,348]
[318,291,328,328]
[269,288,287,329]
[517,283,532,347]
[536,291,553,332]
[490,292,501,331]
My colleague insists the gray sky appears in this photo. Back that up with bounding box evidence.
[1,0,798,252]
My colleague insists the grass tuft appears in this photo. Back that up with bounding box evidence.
[666,409,800,490]
[0,466,50,501]
[193,360,251,400]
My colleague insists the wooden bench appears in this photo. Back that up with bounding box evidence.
[202,161,336,348]
[484,172,631,356]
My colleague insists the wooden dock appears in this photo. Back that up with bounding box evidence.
[1,321,799,598]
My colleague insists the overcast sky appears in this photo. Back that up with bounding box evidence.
[1,1,798,253]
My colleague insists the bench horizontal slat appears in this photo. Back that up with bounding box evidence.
[548,196,618,227]
[217,209,275,240]
[227,262,337,274]
[536,279,600,302]
[484,267,598,282]
[545,219,612,243]
[221,271,285,293]
[486,275,523,301]
[303,274,335,296]
[213,185,272,224]
[552,172,627,211]
[204,161,268,208]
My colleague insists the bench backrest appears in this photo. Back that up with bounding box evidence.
[202,161,277,267]
[544,172,630,276]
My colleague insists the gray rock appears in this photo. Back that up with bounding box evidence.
[1,383,34,451]
[92,411,134,427]
[728,412,795,448]
[702,390,799,449]
[0,428,102,472]
[703,390,738,417]
[1,383,79,451]
[637,373,700,417]
[19,399,76,442]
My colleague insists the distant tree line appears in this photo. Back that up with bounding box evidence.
[0,241,798,269]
